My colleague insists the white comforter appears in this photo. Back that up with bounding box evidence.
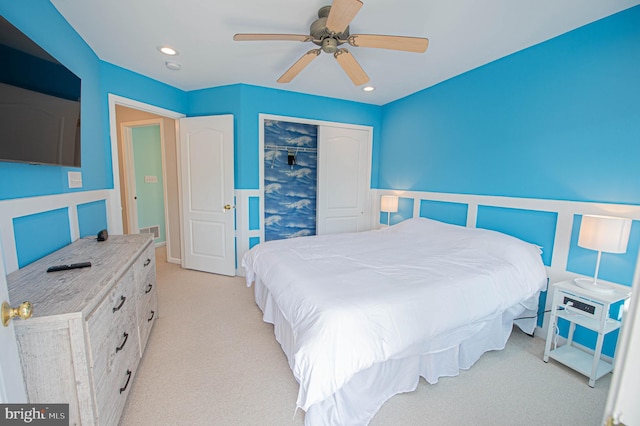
[242,218,547,413]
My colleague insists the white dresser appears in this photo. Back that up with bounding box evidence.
[7,234,158,425]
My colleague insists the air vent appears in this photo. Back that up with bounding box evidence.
[140,225,160,239]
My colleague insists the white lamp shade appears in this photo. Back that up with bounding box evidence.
[380,195,399,213]
[578,215,632,254]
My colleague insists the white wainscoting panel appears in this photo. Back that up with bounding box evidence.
[0,189,118,274]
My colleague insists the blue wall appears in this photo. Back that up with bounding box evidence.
[0,1,187,273]
[0,1,187,200]
[3,3,638,224]
[379,6,640,205]
[1,1,100,199]
[77,200,108,238]
[376,6,640,290]
[13,208,71,268]
[2,0,639,360]
[187,84,382,189]
[375,6,640,356]
[2,1,639,308]
[1,2,382,270]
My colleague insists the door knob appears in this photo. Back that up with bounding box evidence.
[224,204,235,210]
[1,301,33,327]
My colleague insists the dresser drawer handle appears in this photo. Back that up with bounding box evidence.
[145,283,153,294]
[143,258,151,267]
[148,310,155,322]
[119,369,132,394]
[115,332,129,353]
[112,296,126,313]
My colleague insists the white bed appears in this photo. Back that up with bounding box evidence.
[242,217,548,425]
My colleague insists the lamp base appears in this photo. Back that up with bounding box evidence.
[573,278,614,293]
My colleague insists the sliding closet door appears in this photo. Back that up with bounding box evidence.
[317,126,371,234]
[263,120,318,241]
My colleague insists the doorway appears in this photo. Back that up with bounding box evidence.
[121,121,167,244]
[110,96,236,275]
[110,97,183,264]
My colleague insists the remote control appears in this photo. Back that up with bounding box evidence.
[47,262,92,273]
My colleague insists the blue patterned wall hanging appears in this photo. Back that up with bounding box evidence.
[264,120,318,241]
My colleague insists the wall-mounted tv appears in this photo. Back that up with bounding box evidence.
[0,16,81,167]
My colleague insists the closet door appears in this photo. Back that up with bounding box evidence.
[317,126,371,234]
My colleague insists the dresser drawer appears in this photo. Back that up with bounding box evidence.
[138,285,158,354]
[134,244,157,356]
[94,336,140,426]
[86,269,137,393]
[137,262,156,306]
[133,244,155,285]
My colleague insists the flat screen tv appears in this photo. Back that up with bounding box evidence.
[0,15,81,167]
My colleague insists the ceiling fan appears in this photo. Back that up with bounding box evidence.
[233,0,429,86]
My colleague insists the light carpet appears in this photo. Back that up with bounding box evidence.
[120,249,611,425]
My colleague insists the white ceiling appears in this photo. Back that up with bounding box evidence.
[50,0,639,105]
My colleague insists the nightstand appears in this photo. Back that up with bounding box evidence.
[543,280,631,387]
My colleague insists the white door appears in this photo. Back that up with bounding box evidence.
[0,243,27,403]
[179,115,235,276]
[317,126,371,234]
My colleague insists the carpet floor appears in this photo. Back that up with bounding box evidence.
[120,249,611,425]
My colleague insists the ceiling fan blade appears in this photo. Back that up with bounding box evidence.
[233,34,312,42]
[277,49,321,83]
[348,34,429,53]
[325,0,363,35]
[334,49,369,86]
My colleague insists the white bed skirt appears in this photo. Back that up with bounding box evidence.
[254,277,538,426]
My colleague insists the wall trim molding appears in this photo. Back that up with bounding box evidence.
[375,189,640,279]
[0,189,115,274]
[374,189,640,338]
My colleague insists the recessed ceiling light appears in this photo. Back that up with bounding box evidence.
[159,46,178,56]
[165,61,181,71]
[363,86,375,92]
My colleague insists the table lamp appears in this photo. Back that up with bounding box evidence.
[380,195,398,226]
[575,214,632,293]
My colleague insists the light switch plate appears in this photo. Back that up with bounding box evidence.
[68,171,82,188]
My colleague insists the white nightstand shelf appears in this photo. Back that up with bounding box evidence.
[543,280,631,387]
[548,344,613,381]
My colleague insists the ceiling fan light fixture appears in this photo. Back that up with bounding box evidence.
[362,85,375,92]
[321,37,339,54]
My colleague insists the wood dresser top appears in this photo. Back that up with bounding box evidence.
[7,234,153,320]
